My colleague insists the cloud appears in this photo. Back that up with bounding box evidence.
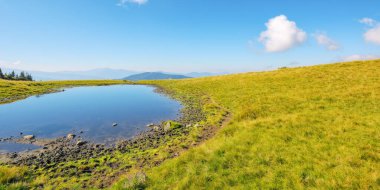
[359,18,376,26]
[364,25,380,45]
[12,60,21,65]
[0,60,21,66]
[258,15,307,52]
[340,54,379,62]
[117,0,148,6]
[359,17,380,45]
[314,32,339,51]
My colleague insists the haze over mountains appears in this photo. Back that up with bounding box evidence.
[123,72,190,81]
[1,68,224,81]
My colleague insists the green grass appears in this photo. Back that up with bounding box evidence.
[0,166,27,184]
[127,60,379,189]
[1,60,379,189]
[0,79,134,104]
[0,166,28,190]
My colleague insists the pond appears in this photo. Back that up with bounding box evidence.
[0,85,181,152]
[0,142,41,154]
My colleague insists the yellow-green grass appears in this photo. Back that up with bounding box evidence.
[0,79,133,104]
[113,60,380,189]
[1,60,379,189]
[0,166,28,190]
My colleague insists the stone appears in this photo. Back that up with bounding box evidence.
[153,126,160,131]
[67,134,76,140]
[9,153,18,158]
[76,141,87,146]
[164,122,172,132]
[163,121,183,132]
[23,135,35,140]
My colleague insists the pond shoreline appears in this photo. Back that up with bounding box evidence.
[0,84,204,167]
[0,80,230,188]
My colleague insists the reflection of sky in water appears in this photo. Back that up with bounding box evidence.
[0,85,181,143]
[0,143,40,153]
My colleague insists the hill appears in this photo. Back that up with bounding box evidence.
[0,60,379,189]
[123,72,190,81]
[122,60,380,189]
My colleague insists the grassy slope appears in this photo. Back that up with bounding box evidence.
[0,60,379,189]
[132,60,380,189]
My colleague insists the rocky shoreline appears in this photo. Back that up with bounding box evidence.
[0,83,232,189]
[0,85,206,169]
[1,121,189,167]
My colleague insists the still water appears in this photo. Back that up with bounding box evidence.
[0,85,181,147]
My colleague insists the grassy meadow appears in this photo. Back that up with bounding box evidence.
[127,60,380,189]
[0,60,379,189]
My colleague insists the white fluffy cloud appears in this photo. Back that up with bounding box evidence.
[341,54,379,62]
[364,25,380,45]
[359,18,376,26]
[314,33,339,51]
[118,0,148,6]
[258,15,307,52]
[359,17,380,45]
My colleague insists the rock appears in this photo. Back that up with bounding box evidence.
[164,122,171,132]
[112,123,118,127]
[9,153,18,158]
[153,126,160,131]
[76,141,87,146]
[163,121,183,132]
[23,135,35,140]
[67,134,76,140]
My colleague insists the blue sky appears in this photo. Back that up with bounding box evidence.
[0,0,379,73]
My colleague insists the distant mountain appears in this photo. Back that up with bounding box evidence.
[2,68,137,81]
[184,72,229,78]
[1,67,226,81]
[123,72,190,81]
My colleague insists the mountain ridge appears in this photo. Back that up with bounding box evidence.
[123,72,190,81]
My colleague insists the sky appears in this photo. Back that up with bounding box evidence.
[0,0,379,73]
